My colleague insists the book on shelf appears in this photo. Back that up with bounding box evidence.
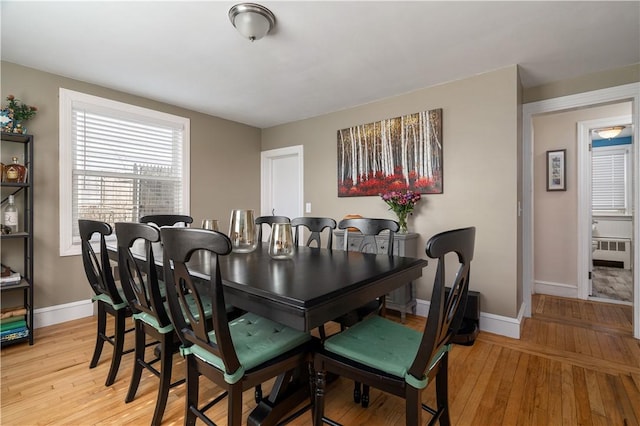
[0,316,25,326]
[0,306,27,319]
[0,319,26,333]
[0,328,28,342]
[0,272,22,286]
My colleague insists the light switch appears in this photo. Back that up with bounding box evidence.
[305,202,311,213]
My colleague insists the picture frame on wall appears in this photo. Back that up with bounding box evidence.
[337,108,443,197]
[546,149,566,191]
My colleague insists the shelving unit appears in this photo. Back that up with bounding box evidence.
[1,132,34,346]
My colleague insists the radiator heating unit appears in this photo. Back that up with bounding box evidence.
[593,237,631,270]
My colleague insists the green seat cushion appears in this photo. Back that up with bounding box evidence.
[91,286,129,310]
[324,315,450,389]
[183,293,213,320]
[184,312,311,384]
[133,311,174,334]
[135,291,214,332]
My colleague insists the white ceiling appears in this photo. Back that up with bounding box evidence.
[1,1,639,129]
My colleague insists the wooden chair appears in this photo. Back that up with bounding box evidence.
[160,227,312,426]
[140,214,193,227]
[255,215,290,241]
[291,217,337,249]
[115,222,184,426]
[291,217,337,340]
[79,219,134,386]
[336,217,399,406]
[313,226,476,426]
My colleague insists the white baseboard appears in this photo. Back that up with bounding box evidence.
[534,280,578,298]
[34,299,94,329]
[416,297,522,339]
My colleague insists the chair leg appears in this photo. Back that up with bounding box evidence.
[151,334,173,426]
[318,325,327,341]
[227,384,243,426]
[185,356,199,426]
[361,384,370,408]
[308,361,316,407]
[125,321,145,403]
[105,309,126,386]
[90,302,106,368]
[435,356,450,426]
[254,385,263,404]
[406,387,422,426]
[313,369,326,426]
[353,381,361,403]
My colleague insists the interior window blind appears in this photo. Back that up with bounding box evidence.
[72,108,184,237]
[592,149,626,212]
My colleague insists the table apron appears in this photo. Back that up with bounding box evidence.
[305,265,424,331]
[224,288,307,331]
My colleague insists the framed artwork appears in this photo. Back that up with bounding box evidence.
[337,108,443,197]
[546,149,566,191]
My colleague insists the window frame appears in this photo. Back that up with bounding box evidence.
[591,143,631,216]
[59,88,190,256]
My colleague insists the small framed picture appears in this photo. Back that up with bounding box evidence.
[546,149,566,191]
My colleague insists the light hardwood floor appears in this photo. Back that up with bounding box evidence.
[1,294,638,425]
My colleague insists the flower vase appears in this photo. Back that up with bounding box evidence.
[397,213,408,233]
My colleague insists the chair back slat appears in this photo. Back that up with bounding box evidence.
[291,217,336,249]
[337,218,399,255]
[160,227,241,374]
[140,214,193,228]
[115,222,170,327]
[255,215,290,241]
[79,219,124,305]
[408,226,476,381]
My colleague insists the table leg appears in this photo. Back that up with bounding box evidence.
[247,367,310,426]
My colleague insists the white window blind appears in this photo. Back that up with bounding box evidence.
[60,88,190,256]
[592,147,628,213]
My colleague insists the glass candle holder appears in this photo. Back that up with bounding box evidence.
[201,219,219,231]
[268,222,295,260]
[229,209,258,253]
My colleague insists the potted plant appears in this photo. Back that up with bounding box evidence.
[1,95,38,134]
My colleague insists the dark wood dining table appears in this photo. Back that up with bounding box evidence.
[106,239,428,425]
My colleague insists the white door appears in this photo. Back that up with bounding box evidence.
[261,145,303,222]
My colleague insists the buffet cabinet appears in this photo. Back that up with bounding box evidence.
[334,230,418,322]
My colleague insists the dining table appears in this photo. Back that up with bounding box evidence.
[106,238,428,425]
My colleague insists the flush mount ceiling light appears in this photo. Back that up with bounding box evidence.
[228,3,276,42]
[596,126,624,139]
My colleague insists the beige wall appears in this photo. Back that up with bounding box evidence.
[533,102,631,289]
[262,66,522,318]
[1,61,261,309]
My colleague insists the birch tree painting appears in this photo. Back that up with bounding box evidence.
[337,108,443,197]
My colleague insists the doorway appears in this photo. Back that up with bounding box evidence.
[577,114,633,304]
[260,145,304,221]
[522,82,640,339]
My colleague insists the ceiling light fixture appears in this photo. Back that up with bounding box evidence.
[596,126,624,139]
[228,3,276,42]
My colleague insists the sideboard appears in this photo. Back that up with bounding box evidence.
[334,230,418,322]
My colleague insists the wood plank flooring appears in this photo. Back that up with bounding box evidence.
[1,294,638,425]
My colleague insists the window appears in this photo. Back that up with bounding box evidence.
[592,144,631,215]
[59,88,190,256]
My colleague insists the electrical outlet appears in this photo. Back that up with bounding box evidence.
[305,202,311,213]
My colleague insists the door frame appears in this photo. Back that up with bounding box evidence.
[260,145,304,218]
[523,82,640,339]
[577,114,632,300]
